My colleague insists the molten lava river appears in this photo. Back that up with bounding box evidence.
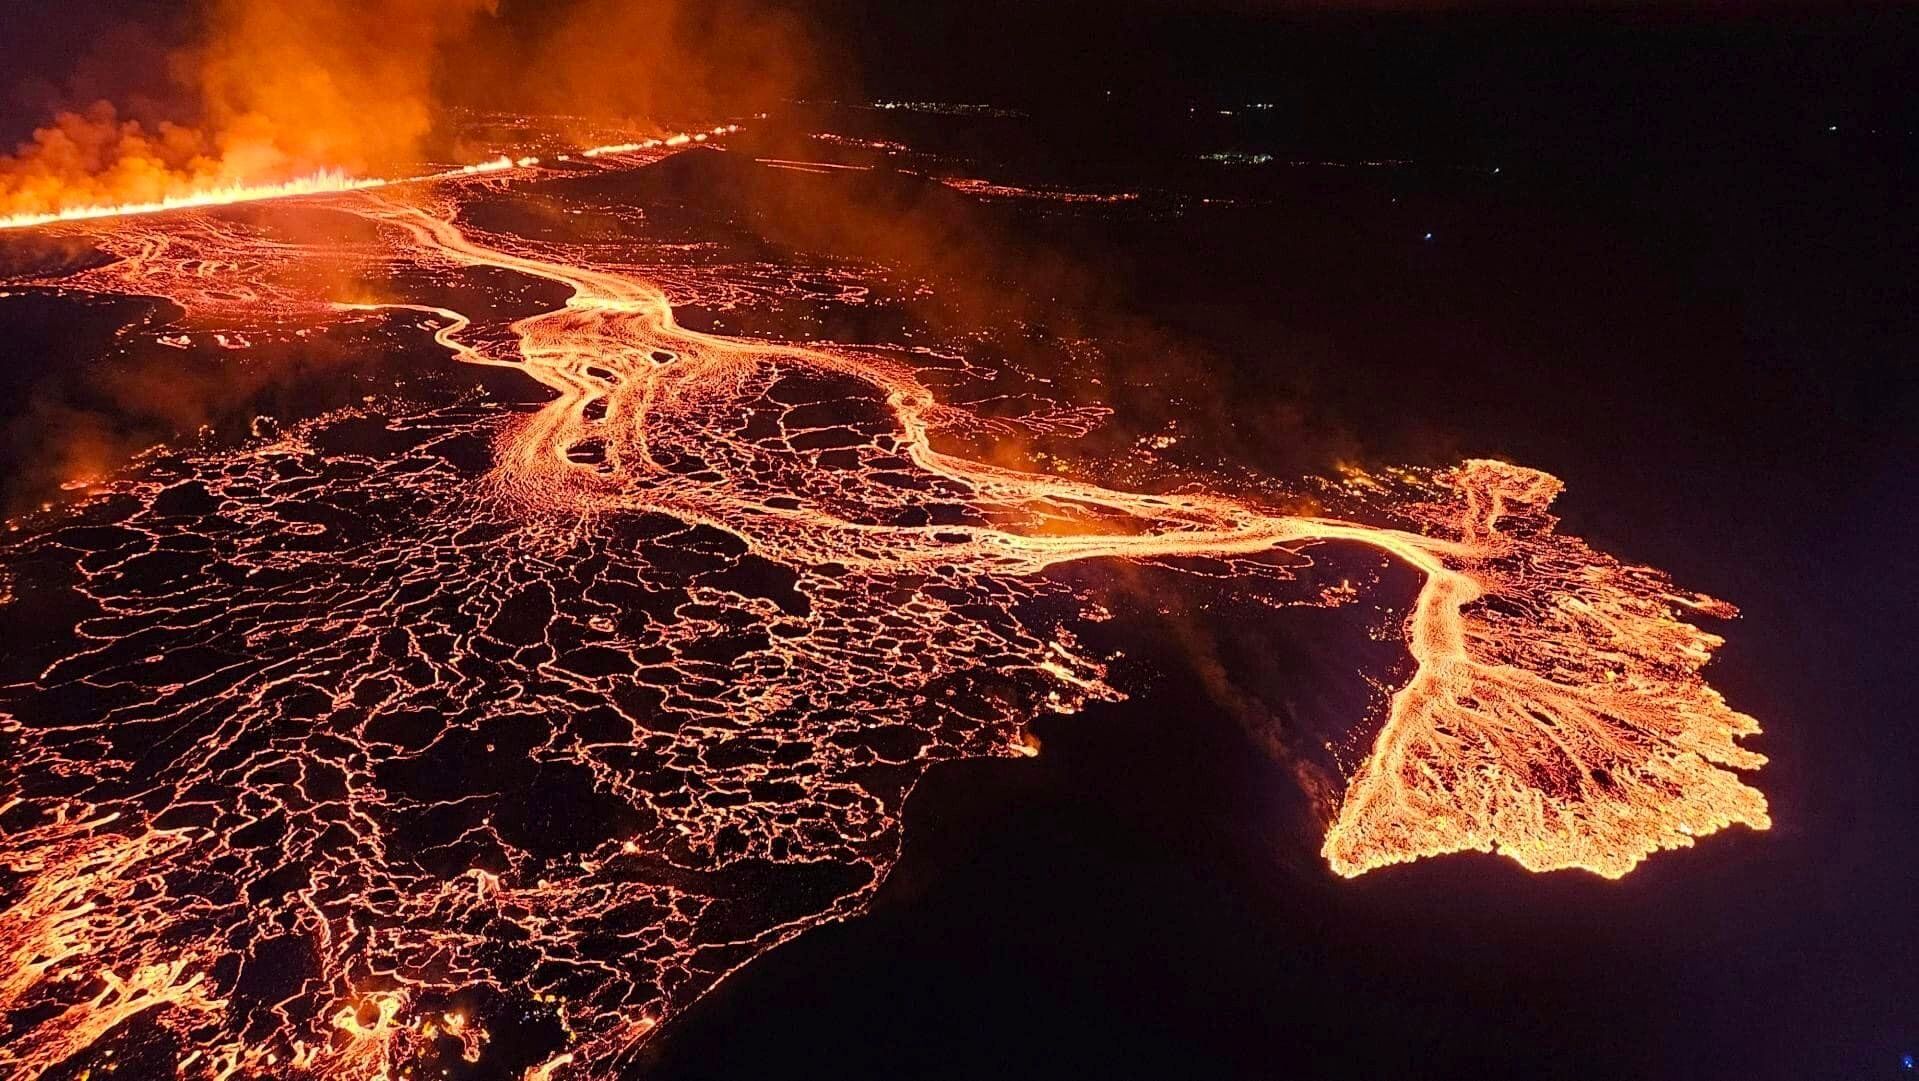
[0,133,1768,1080]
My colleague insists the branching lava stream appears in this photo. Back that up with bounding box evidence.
[0,142,1767,1080]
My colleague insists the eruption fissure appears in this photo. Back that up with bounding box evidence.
[0,129,737,232]
[0,141,1767,1080]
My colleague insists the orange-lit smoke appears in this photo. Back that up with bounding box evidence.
[0,0,495,221]
[459,0,816,133]
[0,0,820,224]
[193,0,499,174]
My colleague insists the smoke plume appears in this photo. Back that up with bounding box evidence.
[0,0,814,221]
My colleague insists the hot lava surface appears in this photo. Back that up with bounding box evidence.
[0,126,1767,1080]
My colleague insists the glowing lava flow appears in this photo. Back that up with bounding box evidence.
[357,196,1766,878]
[0,144,1767,1080]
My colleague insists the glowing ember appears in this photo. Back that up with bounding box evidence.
[0,134,1765,1079]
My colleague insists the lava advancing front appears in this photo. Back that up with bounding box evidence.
[0,133,1768,1080]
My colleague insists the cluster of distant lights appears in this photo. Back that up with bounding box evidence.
[868,100,1027,119]
[1200,152,1276,166]
[1191,102,1277,117]
[1198,152,1439,171]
